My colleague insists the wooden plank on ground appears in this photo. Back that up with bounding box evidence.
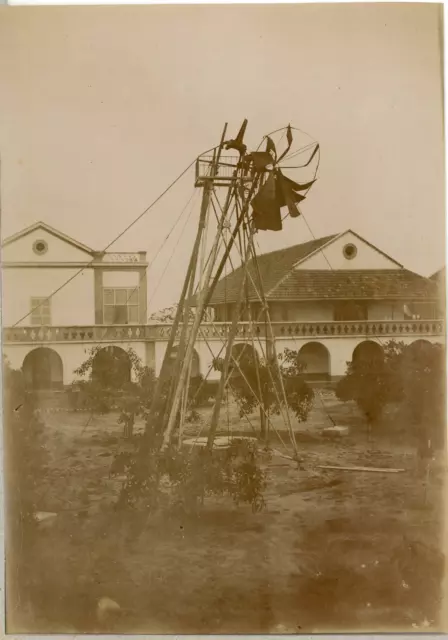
[317,464,405,474]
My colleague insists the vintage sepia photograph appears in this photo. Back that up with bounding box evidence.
[0,2,446,634]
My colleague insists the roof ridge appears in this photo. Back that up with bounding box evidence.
[211,233,340,292]
[255,233,338,261]
[2,220,94,254]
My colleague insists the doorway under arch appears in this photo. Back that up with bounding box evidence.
[298,342,331,380]
[23,347,64,390]
[352,340,384,366]
[165,345,201,379]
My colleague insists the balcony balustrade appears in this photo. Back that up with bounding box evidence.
[3,319,445,344]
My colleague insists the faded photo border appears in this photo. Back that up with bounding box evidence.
[0,0,447,638]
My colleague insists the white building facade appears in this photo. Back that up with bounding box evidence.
[2,222,445,390]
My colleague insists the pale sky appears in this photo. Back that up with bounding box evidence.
[0,3,445,314]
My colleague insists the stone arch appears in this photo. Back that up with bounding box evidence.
[92,346,131,389]
[23,347,64,390]
[408,339,432,353]
[166,345,200,378]
[352,340,384,365]
[298,342,330,380]
[404,339,435,369]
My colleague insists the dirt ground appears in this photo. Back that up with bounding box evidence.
[9,393,447,634]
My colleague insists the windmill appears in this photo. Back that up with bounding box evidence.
[145,120,320,457]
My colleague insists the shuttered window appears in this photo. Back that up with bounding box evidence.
[30,297,51,325]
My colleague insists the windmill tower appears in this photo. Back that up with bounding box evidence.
[145,120,320,455]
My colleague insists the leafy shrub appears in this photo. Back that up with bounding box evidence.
[214,346,314,438]
[73,347,157,438]
[336,340,446,448]
[111,436,268,515]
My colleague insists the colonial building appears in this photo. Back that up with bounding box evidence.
[204,229,443,380]
[2,222,149,389]
[1,223,444,390]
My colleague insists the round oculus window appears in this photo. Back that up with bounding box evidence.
[33,239,48,255]
[343,243,357,260]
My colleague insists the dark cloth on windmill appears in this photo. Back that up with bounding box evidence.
[251,173,282,231]
[251,170,316,231]
[249,130,318,231]
[245,136,276,173]
[246,151,274,172]
[276,171,306,218]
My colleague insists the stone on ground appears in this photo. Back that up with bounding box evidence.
[322,425,349,437]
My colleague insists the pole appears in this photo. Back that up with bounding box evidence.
[145,235,199,430]
[160,124,228,448]
[203,175,259,310]
[206,236,252,448]
[161,153,216,425]
[146,127,227,433]
[247,230,299,459]
[243,232,266,441]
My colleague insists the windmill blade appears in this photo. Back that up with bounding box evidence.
[277,171,316,193]
[276,124,294,164]
[262,129,319,186]
[265,136,277,163]
[294,142,320,168]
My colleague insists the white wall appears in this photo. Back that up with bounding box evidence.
[3,333,444,386]
[2,228,92,263]
[2,267,95,326]
[103,271,139,287]
[296,231,402,271]
[3,341,147,384]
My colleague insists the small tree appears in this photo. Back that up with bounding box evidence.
[336,340,404,440]
[336,340,445,449]
[149,304,195,323]
[400,341,446,455]
[118,364,157,439]
[73,346,156,438]
[214,346,314,439]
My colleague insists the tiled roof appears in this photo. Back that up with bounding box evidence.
[431,267,445,282]
[203,235,437,303]
[203,234,338,304]
[430,267,446,304]
[191,233,438,305]
[268,269,438,301]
